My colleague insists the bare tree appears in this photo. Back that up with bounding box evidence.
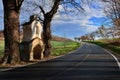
[77,37,81,42]
[74,37,78,42]
[98,25,109,39]
[80,35,88,41]
[89,32,96,41]
[104,0,120,36]
[2,0,24,64]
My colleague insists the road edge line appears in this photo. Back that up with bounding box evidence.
[88,42,120,69]
[104,49,120,69]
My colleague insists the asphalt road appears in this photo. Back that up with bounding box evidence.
[0,42,120,80]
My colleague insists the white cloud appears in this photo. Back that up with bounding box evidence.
[0,0,108,39]
[52,0,107,36]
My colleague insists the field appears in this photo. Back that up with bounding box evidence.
[51,41,80,56]
[0,40,80,59]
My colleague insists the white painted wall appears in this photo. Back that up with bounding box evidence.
[31,20,43,39]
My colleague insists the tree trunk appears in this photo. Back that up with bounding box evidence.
[43,13,52,57]
[42,0,61,58]
[2,0,20,64]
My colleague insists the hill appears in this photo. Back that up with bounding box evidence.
[0,30,72,42]
[52,35,72,42]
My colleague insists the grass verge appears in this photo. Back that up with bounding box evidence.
[87,41,120,55]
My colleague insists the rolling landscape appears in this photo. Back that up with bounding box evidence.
[1,0,120,80]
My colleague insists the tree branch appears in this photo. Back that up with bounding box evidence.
[18,0,24,8]
[38,16,44,22]
[49,0,61,16]
[71,0,84,11]
[13,0,24,11]
[39,6,45,16]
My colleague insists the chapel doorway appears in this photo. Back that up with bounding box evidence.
[33,45,42,59]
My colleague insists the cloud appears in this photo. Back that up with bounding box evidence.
[51,0,107,38]
[51,17,98,39]
[20,0,107,36]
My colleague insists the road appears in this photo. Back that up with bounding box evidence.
[0,42,120,80]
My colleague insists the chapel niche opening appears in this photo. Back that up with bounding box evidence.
[33,45,42,59]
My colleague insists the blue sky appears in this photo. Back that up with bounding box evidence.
[89,17,108,26]
[0,0,3,30]
[0,0,108,39]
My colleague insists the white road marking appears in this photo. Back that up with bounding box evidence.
[89,43,120,69]
[0,68,13,72]
[104,49,120,69]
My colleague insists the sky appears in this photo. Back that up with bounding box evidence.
[0,0,108,39]
[51,0,108,39]
[0,0,3,30]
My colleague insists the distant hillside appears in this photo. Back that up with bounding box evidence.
[0,31,72,42]
[52,35,72,42]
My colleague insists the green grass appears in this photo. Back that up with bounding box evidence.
[51,41,80,56]
[0,41,4,58]
[0,40,80,59]
[87,41,120,55]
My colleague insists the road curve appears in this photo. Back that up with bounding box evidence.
[0,42,120,80]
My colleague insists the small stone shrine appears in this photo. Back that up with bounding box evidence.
[20,15,44,61]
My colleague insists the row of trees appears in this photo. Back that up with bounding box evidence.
[74,32,95,42]
[2,0,86,64]
[76,24,120,42]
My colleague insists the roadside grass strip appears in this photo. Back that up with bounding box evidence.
[87,41,120,69]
